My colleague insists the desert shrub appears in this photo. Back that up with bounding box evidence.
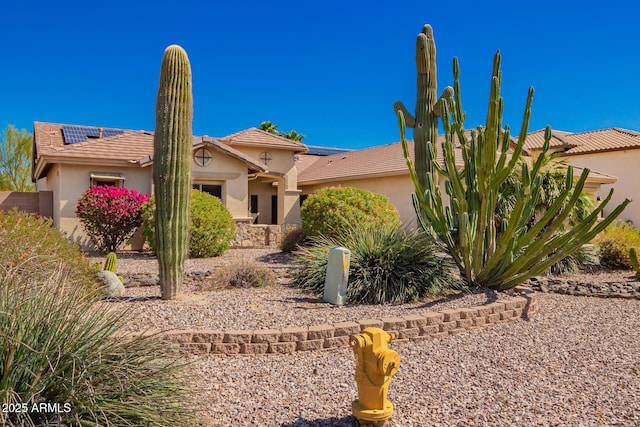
[280,227,307,253]
[545,244,600,276]
[301,187,400,240]
[294,224,462,304]
[202,260,277,290]
[592,221,640,269]
[142,189,236,258]
[76,185,150,253]
[0,262,198,427]
[0,209,97,292]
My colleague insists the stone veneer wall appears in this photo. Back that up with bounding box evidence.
[231,222,299,249]
[156,290,538,355]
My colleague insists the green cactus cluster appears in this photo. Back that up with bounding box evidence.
[103,252,117,273]
[153,45,193,300]
[630,248,640,280]
[396,25,631,290]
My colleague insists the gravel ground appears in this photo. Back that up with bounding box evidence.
[189,293,640,426]
[90,250,640,426]
[92,249,494,332]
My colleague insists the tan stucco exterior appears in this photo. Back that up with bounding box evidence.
[562,150,640,225]
[240,146,302,225]
[36,164,152,247]
[33,127,306,251]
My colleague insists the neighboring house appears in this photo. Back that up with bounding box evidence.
[32,122,307,249]
[297,133,618,227]
[524,128,640,225]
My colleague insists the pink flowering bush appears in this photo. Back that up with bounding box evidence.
[76,186,150,253]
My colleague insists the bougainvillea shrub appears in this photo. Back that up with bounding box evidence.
[76,186,150,253]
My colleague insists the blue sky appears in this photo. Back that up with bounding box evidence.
[2,1,639,149]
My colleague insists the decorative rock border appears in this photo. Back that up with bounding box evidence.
[524,276,640,300]
[157,290,538,355]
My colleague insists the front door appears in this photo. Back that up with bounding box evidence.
[271,195,277,225]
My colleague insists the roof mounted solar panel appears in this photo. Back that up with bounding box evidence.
[306,146,352,156]
[62,125,124,144]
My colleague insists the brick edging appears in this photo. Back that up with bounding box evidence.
[156,288,538,355]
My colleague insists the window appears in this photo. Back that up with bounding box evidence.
[194,147,212,167]
[90,172,124,187]
[250,195,258,214]
[299,194,308,207]
[193,183,222,199]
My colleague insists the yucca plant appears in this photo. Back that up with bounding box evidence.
[0,260,198,427]
[396,25,630,290]
[294,224,461,304]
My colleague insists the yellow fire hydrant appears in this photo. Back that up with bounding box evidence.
[350,327,400,426]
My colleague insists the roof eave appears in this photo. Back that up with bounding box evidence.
[33,155,142,179]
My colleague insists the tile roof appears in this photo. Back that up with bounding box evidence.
[522,127,640,155]
[197,137,266,172]
[298,135,469,185]
[523,129,576,151]
[562,128,640,155]
[294,154,322,174]
[32,122,270,179]
[298,133,617,186]
[219,128,308,153]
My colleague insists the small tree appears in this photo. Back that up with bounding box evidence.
[76,186,150,253]
[0,125,35,191]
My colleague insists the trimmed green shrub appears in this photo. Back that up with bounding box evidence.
[0,209,97,292]
[294,224,462,304]
[280,227,306,253]
[142,189,236,258]
[593,221,640,269]
[0,262,198,426]
[301,187,400,240]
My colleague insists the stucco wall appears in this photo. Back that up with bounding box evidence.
[239,146,298,190]
[192,149,249,219]
[36,164,62,227]
[240,146,301,225]
[55,164,151,248]
[564,150,640,225]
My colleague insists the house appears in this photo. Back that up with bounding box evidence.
[524,128,640,225]
[32,122,307,249]
[31,121,631,251]
[297,133,619,227]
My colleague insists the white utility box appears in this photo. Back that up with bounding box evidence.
[323,246,351,305]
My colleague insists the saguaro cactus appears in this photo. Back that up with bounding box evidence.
[397,25,630,290]
[394,24,453,190]
[153,45,193,300]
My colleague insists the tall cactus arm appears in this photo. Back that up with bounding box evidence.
[393,101,416,128]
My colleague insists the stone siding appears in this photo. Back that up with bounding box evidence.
[231,222,299,249]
